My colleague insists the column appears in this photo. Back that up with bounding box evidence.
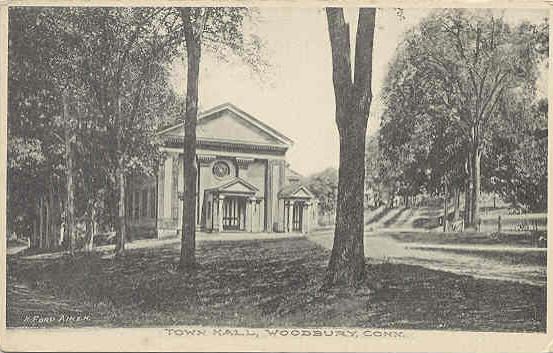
[163,155,173,220]
[255,200,262,232]
[171,154,180,222]
[287,200,294,233]
[177,156,184,227]
[217,194,225,232]
[246,198,253,232]
[303,202,311,234]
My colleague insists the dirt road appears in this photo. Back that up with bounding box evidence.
[308,230,546,287]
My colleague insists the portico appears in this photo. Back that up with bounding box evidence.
[279,184,316,234]
[203,177,264,232]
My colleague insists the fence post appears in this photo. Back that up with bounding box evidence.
[498,215,501,234]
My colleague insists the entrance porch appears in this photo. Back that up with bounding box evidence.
[203,177,264,232]
[278,184,317,234]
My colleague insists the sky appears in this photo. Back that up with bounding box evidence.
[170,7,548,176]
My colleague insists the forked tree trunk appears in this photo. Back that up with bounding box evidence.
[179,8,205,271]
[325,8,375,287]
[63,92,75,255]
[327,127,369,286]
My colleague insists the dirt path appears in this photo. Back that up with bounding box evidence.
[308,231,546,287]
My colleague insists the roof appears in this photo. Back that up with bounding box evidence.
[286,167,304,181]
[157,103,294,147]
[278,184,314,199]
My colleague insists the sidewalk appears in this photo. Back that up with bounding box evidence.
[11,232,305,260]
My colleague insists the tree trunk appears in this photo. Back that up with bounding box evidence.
[471,148,481,231]
[464,151,473,227]
[86,205,96,251]
[115,94,126,256]
[179,8,204,271]
[63,92,75,256]
[453,185,460,220]
[39,197,44,249]
[325,8,375,288]
[443,183,448,232]
[327,123,368,286]
[45,191,50,248]
[115,156,126,255]
[32,206,38,249]
[47,178,58,249]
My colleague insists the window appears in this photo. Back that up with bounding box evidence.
[212,161,230,178]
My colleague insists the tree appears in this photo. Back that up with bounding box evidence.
[305,167,338,221]
[8,8,182,253]
[486,97,547,212]
[378,9,547,227]
[8,8,90,252]
[325,8,376,287]
[407,10,547,227]
[176,7,266,270]
[59,8,182,255]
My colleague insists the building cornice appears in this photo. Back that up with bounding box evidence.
[163,136,287,156]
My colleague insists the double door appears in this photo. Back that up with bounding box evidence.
[222,197,246,231]
[292,202,303,232]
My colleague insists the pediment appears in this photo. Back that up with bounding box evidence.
[292,188,313,198]
[224,180,257,193]
[279,184,314,199]
[207,177,258,194]
[158,103,293,147]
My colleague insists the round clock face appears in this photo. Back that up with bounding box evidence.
[212,161,230,178]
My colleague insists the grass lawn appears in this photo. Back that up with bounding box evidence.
[7,237,545,332]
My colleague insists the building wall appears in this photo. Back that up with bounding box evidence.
[196,156,238,229]
[128,145,288,237]
[128,150,320,237]
[266,159,286,232]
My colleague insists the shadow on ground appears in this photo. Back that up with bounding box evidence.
[7,237,545,332]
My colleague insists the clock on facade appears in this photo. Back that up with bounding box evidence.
[212,161,230,178]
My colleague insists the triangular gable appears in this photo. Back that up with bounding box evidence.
[223,180,257,193]
[207,177,258,194]
[292,187,313,198]
[279,184,314,199]
[158,103,293,147]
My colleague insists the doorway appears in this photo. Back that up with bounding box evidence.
[222,197,246,231]
[292,202,303,232]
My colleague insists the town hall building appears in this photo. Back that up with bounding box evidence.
[128,103,318,238]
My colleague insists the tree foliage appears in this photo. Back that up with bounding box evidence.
[377,9,548,218]
[8,8,182,248]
